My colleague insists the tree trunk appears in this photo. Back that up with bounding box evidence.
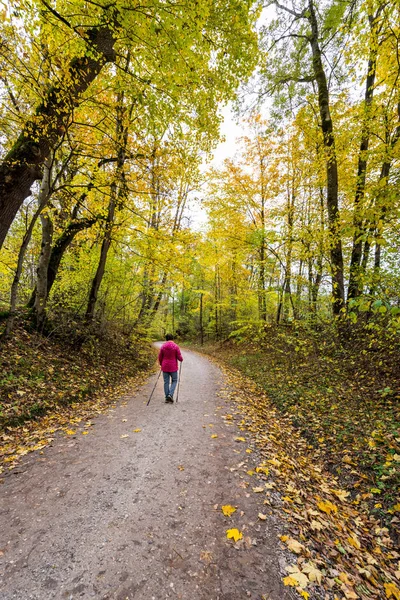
[34,211,54,328]
[0,26,115,250]
[3,159,51,337]
[308,0,345,315]
[28,216,98,308]
[199,292,204,345]
[362,102,400,285]
[86,186,116,320]
[347,8,381,301]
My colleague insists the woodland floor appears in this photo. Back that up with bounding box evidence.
[0,344,399,600]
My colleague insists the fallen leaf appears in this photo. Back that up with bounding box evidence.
[283,537,305,554]
[256,466,269,475]
[302,562,322,584]
[258,513,267,520]
[385,583,400,599]
[317,499,338,515]
[285,565,309,588]
[235,437,246,442]
[283,575,298,587]
[226,528,243,542]
[211,434,218,439]
[133,428,141,433]
[221,505,236,517]
[252,487,264,493]
[120,434,129,439]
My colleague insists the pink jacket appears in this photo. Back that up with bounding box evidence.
[158,341,183,373]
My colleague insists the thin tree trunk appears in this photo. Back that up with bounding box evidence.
[308,0,345,315]
[363,102,400,284]
[86,185,116,320]
[34,210,54,328]
[199,292,204,345]
[86,86,128,320]
[29,216,97,308]
[347,7,381,301]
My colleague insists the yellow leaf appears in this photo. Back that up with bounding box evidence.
[65,430,76,435]
[258,513,267,520]
[285,565,309,588]
[211,434,218,438]
[347,535,361,550]
[226,528,242,542]
[392,504,400,512]
[235,437,246,442]
[133,428,141,433]
[283,576,298,587]
[253,487,264,493]
[256,466,269,475]
[82,431,89,435]
[245,448,252,454]
[300,592,310,599]
[317,499,338,514]
[121,434,129,439]
[221,505,236,517]
[247,470,255,476]
[385,583,400,599]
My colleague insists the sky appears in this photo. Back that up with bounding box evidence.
[209,104,244,166]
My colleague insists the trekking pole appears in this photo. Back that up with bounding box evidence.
[176,362,182,404]
[147,369,161,406]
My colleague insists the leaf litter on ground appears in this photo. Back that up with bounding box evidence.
[216,363,399,600]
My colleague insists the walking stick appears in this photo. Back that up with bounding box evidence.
[176,362,182,404]
[147,370,161,406]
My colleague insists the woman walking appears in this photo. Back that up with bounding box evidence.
[158,334,183,403]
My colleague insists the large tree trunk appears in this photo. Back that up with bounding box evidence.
[3,159,52,338]
[0,26,115,250]
[308,0,345,315]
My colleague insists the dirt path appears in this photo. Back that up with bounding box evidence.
[0,347,293,600]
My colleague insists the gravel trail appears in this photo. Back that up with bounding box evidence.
[0,347,293,600]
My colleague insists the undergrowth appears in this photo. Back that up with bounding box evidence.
[0,314,154,431]
[199,321,400,532]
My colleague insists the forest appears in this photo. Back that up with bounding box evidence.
[0,0,399,598]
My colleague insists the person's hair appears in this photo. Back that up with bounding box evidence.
[165,333,174,341]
